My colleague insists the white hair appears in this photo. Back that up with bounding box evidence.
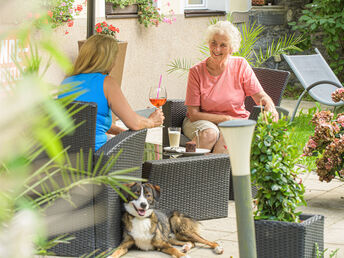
[205,21,242,53]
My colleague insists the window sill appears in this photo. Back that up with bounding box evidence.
[184,9,226,18]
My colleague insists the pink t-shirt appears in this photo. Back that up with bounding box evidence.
[185,56,263,119]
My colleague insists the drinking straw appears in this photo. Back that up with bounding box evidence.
[157,74,162,99]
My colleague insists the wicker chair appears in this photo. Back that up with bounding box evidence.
[142,154,230,220]
[162,68,290,147]
[38,101,147,257]
[162,68,291,200]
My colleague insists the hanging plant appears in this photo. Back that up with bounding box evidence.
[106,0,176,27]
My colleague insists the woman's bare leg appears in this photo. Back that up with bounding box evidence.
[212,132,228,154]
[192,128,217,151]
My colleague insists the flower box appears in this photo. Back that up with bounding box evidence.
[255,214,324,258]
[105,2,138,16]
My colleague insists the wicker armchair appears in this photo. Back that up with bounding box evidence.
[40,101,147,256]
[162,68,291,201]
[142,154,230,220]
[162,68,290,147]
[93,129,147,253]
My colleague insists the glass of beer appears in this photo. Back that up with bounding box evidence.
[168,127,181,149]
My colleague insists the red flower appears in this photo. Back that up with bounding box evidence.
[65,31,69,35]
[109,25,116,31]
[95,22,101,27]
[102,21,107,26]
[47,11,53,18]
[77,4,83,12]
[67,20,74,27]
[96,27,102,33]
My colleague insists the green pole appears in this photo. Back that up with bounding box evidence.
[233,175,256,258]
[219,120,257,258]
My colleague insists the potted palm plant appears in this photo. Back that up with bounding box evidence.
[251,112,324,257]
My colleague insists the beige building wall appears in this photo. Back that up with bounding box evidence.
[0,0,249,111]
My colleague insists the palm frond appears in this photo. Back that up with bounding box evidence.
[166,58,193,77]
[20,148,145,210]
[253,34,304,67]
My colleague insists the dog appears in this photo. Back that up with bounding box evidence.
[108,182,224,258]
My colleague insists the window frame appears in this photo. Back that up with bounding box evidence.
[184,0,207,10]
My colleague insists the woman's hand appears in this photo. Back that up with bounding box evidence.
[148,108,165,127]
[264,105,279,122]
[107,123,126,135]
[252,91,279,122]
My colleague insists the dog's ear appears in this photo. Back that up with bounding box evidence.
[121,182,137,202]
[152,184,160,202]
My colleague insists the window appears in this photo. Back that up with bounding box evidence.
[184,0,226,18]
[185,0,207,9]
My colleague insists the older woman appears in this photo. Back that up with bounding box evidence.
[60,34,164,151]
[183,21,278,154]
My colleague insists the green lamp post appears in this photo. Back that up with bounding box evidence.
[218,119,257,258]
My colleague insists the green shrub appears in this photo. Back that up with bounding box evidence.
[251,113,306,222]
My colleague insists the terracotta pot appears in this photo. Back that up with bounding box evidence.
[252,0,265,6]
[77,40,128,88]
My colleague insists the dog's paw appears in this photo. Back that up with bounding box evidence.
[182,242,193,253]
[214,244,224,255]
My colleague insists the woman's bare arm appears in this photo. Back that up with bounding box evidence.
[104,76,164,130]
[251,90,278,120]
[187,106,232,124]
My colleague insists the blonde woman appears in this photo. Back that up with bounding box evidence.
[183,21,278,154]
[60,34,164,151]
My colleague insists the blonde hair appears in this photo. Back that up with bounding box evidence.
[71,34,118,76]
[205,21,242,53]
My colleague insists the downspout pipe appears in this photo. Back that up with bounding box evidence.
[87,0,95,38]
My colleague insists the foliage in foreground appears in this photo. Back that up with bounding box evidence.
[0,5,142,256]
[251,112,306,222]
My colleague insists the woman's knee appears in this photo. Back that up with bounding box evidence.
[199,129,218,144]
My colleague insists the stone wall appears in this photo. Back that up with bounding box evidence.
[248,0,312,87]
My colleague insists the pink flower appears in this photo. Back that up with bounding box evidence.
[167,2,170,6]
[308,139,317,149]
[61,2,66,6]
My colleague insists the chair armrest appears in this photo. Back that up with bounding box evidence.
[94,129,147,176]
[162,99,187,147]
[249,105,289,121]
[142,154,230,220]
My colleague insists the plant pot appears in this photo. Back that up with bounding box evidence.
[252,0,266,6]
[77,40,128,88]
[105,2,138,15]
[255,214,324,258]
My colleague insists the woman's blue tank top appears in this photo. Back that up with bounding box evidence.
[60,73,111,151]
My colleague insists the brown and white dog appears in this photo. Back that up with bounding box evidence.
[108,182,224,258]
